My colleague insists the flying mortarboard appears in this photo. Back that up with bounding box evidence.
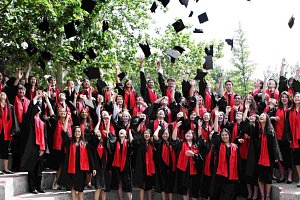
[173,46,185,54]
[194,68,208,80]
[167,49,180,63]
[25,41,38,57]
[71,52,85,61]
[158,0,170,7]
[179,0,189,8]
[225,39,233,50]
[150,2,157,13]
[117,72,127,81]
[102,20,109,32]
[86,47,97,59]
[188,11,193,17]
[193,28,203,33]
[198,12,208,24]
[81,0,97,14]
[203,55,213,70]
[83,67,101,79]
[205,45,213,56]
[41,51,52,60]
[288,15,295,29]
[36,57,46,70]
[84,98,95,109]
[139,42,151,58]
[64,22,77,39]
[172,19,186,33]
[38,18,49,33]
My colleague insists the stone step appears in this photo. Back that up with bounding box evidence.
[272,182,300,200]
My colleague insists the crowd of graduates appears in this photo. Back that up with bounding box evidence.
[0,57,300,200]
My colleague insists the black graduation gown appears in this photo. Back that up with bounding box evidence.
[157,72,182,103]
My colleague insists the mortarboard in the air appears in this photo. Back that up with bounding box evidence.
[172,19,186,33]
[288,15,295,29]
[198,12,208,24]
[25,41,38,57]
[193,28,203,33]
[71,52,85,61]
[84,98,95,109]
[118,72,127,81]
[158,0,170,7]
[139,42,151,58]
[102,20,109,32]
[167,49,180,63]
[203,55,213,70]
[38,18,49,33]
[179,0,189,8]
[86,47,97,59]
[205,45,213,56]
[36,57,46,70]
[64,22,77,39]
[194,68,208,80]
[189,11,193,17]
[81,0,97,14]
[225,39,233,50]
[83,67,101,79]
[41,51,52,60]
[173,46,185,54]
[150,2,157,13]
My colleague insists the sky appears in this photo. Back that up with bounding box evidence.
[148,0,300,79]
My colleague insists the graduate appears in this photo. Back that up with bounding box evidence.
[58,123,96,200]
[153,126,176,200]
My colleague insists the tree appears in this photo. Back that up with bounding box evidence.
[230,23,255,96]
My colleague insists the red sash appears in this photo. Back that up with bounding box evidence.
[34,116,45,150]
[288,88,294,97]
[0,104,13,141]
[172,121,185,140]
[202,124,212,141]
[162,142,176,171]
[258,133,270,167]
[14,96,30,124]
[205,91,212,111]
[177,142,199,175]
[68,142,90,174]
[275,108,285,140]
[80,123,93,139]
[224,92,235,107]
[124,90,136,110]
[289,109,300,149]
[266,89,279,100]
[132,105,146,116]
[53,120,72,150]
[153,119,168,135]
[231,123,239,143]
[145,143,155,176]
[239,134,249,160]
[99,121,115,139]
[148,87,158,104]
[166,88,173,104]
[112,140,128,172]
[97,143,107,163]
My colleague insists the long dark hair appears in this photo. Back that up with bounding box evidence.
[220,128,231,143]
[278,91,293,109]
[260,113,275,136]
[71,126,83,143]
[290,92,300,111]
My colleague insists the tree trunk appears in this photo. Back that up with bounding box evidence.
[56,34,64,89]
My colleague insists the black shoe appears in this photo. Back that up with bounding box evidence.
[30,189,38,194]
[36,188,45,193]
[287,180,293,184]
[3,170,14,174]
[0,171,3,175]
[277,178,285,183]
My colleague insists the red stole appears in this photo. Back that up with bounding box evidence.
[104,90,110,102]
[258,133,270,167]
[124,90,136,110]
[132,105,146,117]
[288,88,294,97]
[0,83,3,92]
[177,142,199,175]
[216,143,239,180]
[172,121,185,140]
[29,90,35,100]
[145,143,155,176]
[34,116,45,150]
[77,101,89,113]
[275,108,285,140]
[224,92,235,107]
[14,96,30,124]
[68,142,90,174]
[205,91,212,111]
[250,88,261,96]
[289,109,300,149]
[153,119,168,135]
[112,140,128,172]
[80,123,93,139]
[0,104,13,141]
[204,147,212,176]
[53,120,72,150]
[231,123,239,143]
[165,88,173,104]
[148,87,158,103]
[97,143,108,163]
[202,124,212,141]
[162,142,176,171]
[194,106,207,118]
[99,121,115,139]
[266,89,279,100]
[239,134,249,160]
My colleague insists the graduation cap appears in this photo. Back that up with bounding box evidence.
[189,11,193,17]
[167,49,180,63]
[173,46,185,54]
[102,20,109,32]
[198,12,208,24]
[158,0,170,7]
[64,22,77,39]
[117,72,127,81]
[25,41,38,57]
[288,15,295,29]
[203,55,213,70]
[193,28,203,33]
[205,45,213,56]
[38,18,49,33]
[194,68,208,80]
[179,0,189,8]
[86,47,97,59]
[36,57,46,70]
[41,51,52,61]
[150,2,157,13]
[81,0,97,14]
[71,51,85,61]
[139,42,151,58]
[172,19,185,33]
[83,67,101,79]
[225,39,233,50]
[84,98,95,109]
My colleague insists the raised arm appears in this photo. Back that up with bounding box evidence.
[25,61,32,83]
[153,125,161,141]
[43,92,55,116]
[157,60,167,96]
[172,121,182,141]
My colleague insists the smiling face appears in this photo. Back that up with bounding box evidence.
[185,130,194,141]
[259,113,267,123]
[162,129,169,141]
[203,112,211,122]
[144,129,151,141]
[30,77,37,85]
[74,127,82,139]
[225,81,233,92]
[221,130,230,143]
[0,92,7,101]
[80,109,88,119]
[119,129,127,138]
[147,80,154,88]
[58,108,67,118]
[156,109,165,120]
[294,93,300,105]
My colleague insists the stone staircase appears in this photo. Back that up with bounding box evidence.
[0,170,300,200]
